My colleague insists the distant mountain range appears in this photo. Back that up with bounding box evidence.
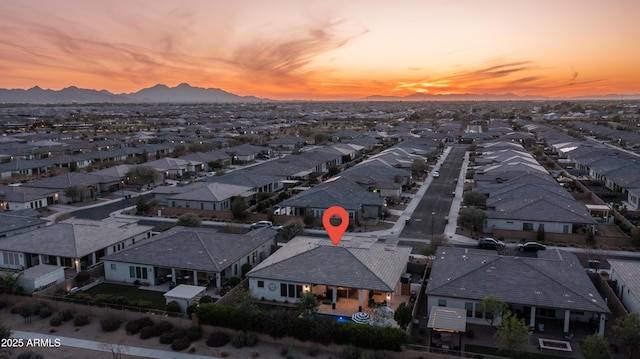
[0,83,264,104]
[1,83,639,103]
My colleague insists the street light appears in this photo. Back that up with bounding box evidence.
[121,180,125,211]
[431,212,436,238]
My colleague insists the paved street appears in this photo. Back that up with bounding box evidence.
[400,146,466,239]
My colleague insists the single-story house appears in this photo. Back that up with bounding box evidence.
[102,226,277,289]
[0,210,48,238]
[608,259,640,314]
[0,217,153,272]
[167,182,255,211]
[426,247,610,335]
[247,236,412,312]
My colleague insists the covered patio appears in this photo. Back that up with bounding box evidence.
[427,307,466,353]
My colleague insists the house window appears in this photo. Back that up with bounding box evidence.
[280,283,302,298]
[3,252,20,266]
[438,299,446,307]
[252,251,258,263]
[110,263,116,271]
[563,225,569,234]
[523,223,534,231]
[280,283,287,297]
[257,281,264,288]
[465,302,474,317]
[129,266,148,280]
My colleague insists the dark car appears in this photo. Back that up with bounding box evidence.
[478,237,505,250]
[517,241,547,252]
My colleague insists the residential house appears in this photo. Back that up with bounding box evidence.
[247,236,412,312]
[102,226,277,288]
[0,217,153,272]
[608,260,640,314]
[167,182,255,210]
[426,247,610,335]
[0,210,48,238]
[0,184,58,211]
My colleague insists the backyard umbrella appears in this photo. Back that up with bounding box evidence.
[351,312,372,324]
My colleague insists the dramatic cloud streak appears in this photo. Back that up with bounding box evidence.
[1,0,639,99]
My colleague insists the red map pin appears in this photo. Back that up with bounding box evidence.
[322,206,349,245]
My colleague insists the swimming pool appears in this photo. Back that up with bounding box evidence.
[313,313,354,323]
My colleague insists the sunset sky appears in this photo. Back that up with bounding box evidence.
[2,0,640,100]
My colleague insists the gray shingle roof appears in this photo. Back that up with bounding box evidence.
[102,226,276,273]
[0,218,152,258]
[247,236,411,292]
[426,247,609,313]
[608,259,640,299]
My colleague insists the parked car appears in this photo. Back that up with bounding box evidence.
[250,220,282,231]
[478,237,505,250]
[250,220,273,229]
[432,171,440,178]
[517,241,547,252]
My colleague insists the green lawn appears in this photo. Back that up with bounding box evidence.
[465,344,573,359]
[83,283,166,309]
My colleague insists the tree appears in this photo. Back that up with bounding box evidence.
[536,224,546,242]
[296,291,319,318]
[231,197,248,220]
[233,288,257,313]
[126,165,158,186]
[463,191,486,207]
[421,234,449,256]
[393,302,413,330]
[176,213,202,227]
[581,334,610,359]
[69,161,78,172]
[494,310,531,357]
[63,185,83,203]
[135,196,150,215]
[456,207,486,233]
[327,166,340,177]
[240,263,252,279]
[480,295,507,327]
[303,206,315,226]
[208,160,223,171]
[410,159,429,178]
[612,312,640,359]
[0,272,22,294]
[280,221,306,241]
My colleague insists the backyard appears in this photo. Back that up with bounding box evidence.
[83,283,166,309]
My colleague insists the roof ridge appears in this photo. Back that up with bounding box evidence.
[195,231,221,272]
[343,247,394,291]
[428,256,501,292]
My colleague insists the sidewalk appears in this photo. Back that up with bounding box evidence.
[12,330,220,359]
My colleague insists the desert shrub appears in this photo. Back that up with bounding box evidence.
[207,331,230,347]
[100,316,122,332]
[0,302,6,310]
[10,303,24,314]
[221,351,229,357]
[185,326,203,341]
[307,345,319,357]
[73,313,89,327]
[39,306,52,319]
[93,294,116,304]
[187,304,198,318]
[280,346,290,356]
[341,346,361,359]
[139,326,156,340]
[49,313,63,326]
[231,331,247,348]
[245,332,258,347]
[171,337,191,351]
[199,295,213,304]
[126,317,154,334]
[166,300,181,313]
[14,351,43,359]
[61,309,75,322]
[159,328,187,344]
[156,320,174,333]
[250,351,260,358]
[136,300,153,309]
[115,296,130,306]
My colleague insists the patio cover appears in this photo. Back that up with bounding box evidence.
[163,284,206,300]
[427,307,467,333]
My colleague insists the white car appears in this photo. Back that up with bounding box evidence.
[250,220,283,231]
[432,171,440,178]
